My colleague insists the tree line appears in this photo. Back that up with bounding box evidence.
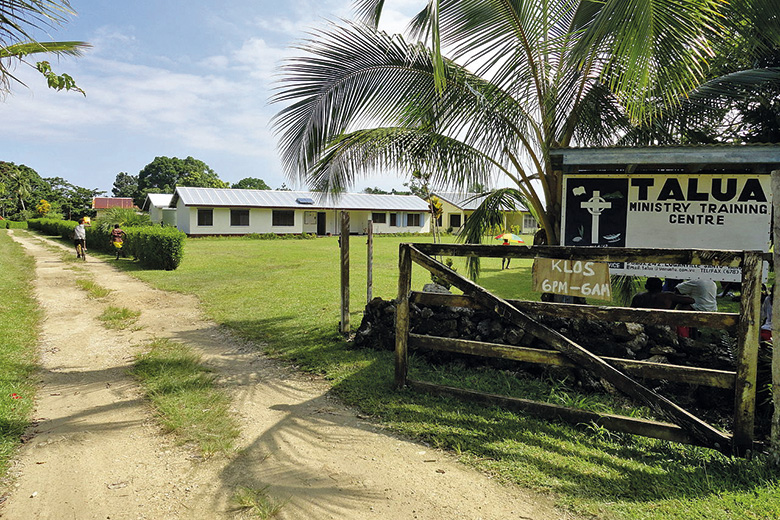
[0,155,274,221]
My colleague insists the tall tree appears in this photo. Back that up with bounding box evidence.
[232,177,271,190]
[112,172,139,199]
[273,0,779,257]
[0,0,89,95]
[137,156,228,199]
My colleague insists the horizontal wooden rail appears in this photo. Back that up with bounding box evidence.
[412,243,751,266]
[410,292,740,330]
[408,245,733,451]
[407,380,720,450]
[409,334,736,389]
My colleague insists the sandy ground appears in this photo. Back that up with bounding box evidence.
[1,230,572,520]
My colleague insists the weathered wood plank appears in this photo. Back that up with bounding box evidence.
[412,243,744,267]
[408,245,732,451]
[340,212,350,335]
[409,292,739,329]
[394,244,412,389]
[409,334,736,389]
[733,251,763,455]
[407,380,714,449]
[367,220,373,304]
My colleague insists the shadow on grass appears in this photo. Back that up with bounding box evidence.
[219,316,779,510]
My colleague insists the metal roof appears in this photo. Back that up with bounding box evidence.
[433,192,528,212]
[170,187,429,212]
[550,144,780,172]
[143,193,174,211]
[92,197,134,209]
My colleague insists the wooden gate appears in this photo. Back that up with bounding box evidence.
[394,243,766,456]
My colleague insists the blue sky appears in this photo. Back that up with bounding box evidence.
[1,0,425,194]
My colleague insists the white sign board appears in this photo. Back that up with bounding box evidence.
[561,173,771,282]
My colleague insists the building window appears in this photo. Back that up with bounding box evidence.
[372,212,387,224]
[272,210,295,226]
[449,214,462,228]
[197,209,213,226]
[390,213,398,227]
[304,211,317,225]
[407,213,421,227]
[231,209,250,226]
[523,214,537,231]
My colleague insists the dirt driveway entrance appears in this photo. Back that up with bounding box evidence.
[2,231,568,520]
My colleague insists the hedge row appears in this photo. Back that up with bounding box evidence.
[27,219,186,270]
[2,220,28,229]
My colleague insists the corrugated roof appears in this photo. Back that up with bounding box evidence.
[93,197,134,209]
[143,193,174,210]
[170,187,429,212]
[433,192,528,212]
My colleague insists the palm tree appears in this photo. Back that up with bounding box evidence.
[273,0,778,262]
[0,0,89,95]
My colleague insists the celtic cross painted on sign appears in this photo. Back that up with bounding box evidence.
[580,190,612,244]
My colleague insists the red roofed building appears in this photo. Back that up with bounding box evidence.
[92,197,136,217]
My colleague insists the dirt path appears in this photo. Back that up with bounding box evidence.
[2,230,569,520]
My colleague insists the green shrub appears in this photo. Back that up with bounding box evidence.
[3,221,27,229]
[124,226,186,270]
[28,218,78,239]
[28,218,186,270]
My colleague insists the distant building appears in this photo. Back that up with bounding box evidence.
[92,197,135,218]
[431,192,538,234]
[168,187,431,236]
[142,194,175,225]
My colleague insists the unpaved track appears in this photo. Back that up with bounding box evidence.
[2,230,569,520]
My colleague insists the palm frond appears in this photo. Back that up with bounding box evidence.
[272,21,536,190]
[0,40,89,58]
[458,187,530,279]
[307,127,494,195]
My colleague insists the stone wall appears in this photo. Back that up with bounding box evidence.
[353,296,773,437]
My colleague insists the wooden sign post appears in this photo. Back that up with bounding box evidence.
[367,220,374,304]
[340,211,350,335]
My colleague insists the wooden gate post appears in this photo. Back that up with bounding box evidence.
[733,250,763,455]
[772,169,780,460]
[395,243,412,388]
[340,211,350,335]
[367,220,373,304]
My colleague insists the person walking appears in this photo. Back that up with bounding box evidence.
[110,224,126,260]
[73,218,89,259]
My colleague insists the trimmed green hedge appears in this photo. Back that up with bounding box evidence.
[28,219,186,270]
[3,220,28,229]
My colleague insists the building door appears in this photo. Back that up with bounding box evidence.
[317,212,327,235]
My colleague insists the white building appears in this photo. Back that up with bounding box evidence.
[432,192,538,234]
[169,187,431,236]
[142,194,175,225]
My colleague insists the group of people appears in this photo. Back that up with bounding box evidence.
[72,219,126,260]
[631,276,773,341]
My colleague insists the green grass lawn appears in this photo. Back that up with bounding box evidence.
[99,234,780,519]
[0,231,40,474]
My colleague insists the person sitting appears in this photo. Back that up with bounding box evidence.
[631,277,694,310]
[675,279,718,312]
[761,286,773,341]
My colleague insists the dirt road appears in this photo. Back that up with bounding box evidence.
[2,230,568,520]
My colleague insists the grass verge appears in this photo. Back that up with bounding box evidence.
[97,306,141,329]
[83,235,780,519]
[0,231,40,475]
[131,338,239,456]
[75,278,112,299]
[230,485,286,519]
